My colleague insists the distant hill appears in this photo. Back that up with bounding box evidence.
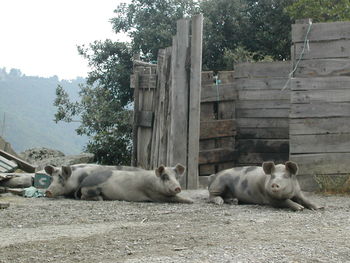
[0,67,88,155]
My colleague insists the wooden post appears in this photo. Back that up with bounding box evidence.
[168,19,190,187]
[131,72,139,166]
[187,14,203,189]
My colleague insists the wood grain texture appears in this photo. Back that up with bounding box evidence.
[200,119,236,139]
[292,21,350,43]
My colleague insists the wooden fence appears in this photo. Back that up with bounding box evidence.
[132,17,350,190]
[233,62,291,166]
[290,19,350,191]
[132,15,203,189]
[198,71,236,186]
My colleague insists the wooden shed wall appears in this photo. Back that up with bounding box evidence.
[290,20,350,191]
[233,62,291,167]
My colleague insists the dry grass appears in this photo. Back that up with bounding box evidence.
[314,174,350,195]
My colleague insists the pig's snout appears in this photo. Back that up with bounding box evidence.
[174,187,181,193]
[271,183,280,192]
[45,190,53,198]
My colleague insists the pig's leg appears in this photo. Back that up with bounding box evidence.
[81,187,103,201]
[208,177,226,205]
[271,199,304,211]
[166,195,194,204]
[293,193,323,210]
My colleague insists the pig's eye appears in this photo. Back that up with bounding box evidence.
[270,174,276,179]
[161,174,169,181]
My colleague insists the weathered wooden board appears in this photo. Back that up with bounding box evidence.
[201,83,237,102]
[290,102,350,118]
[0,156,18,172]
[199,140,216,151]
[292,21,350,43]
[217,71,234,84]
[137,110,154,128]
[200,119,235,139]
[187,14,203,189]
[236,128,289,139]
[218,101,235,119]
[201,71,214,85]
[217,162,235,171]
[294,59,350,77]
[234,78,289,90]
[290,153,350,175]
[0,150,35,173]
[199,164,216,176]
[290,134,350,153]
[290,117,350,135]
[237,89,290,101]
[216,137,235,149]
[236,139,289,153]
[199,148,236,165]
[236,118,289,128]
[200,102,215,121]
[234,61,291,78]
[294,39,350,60]
[236,100,290,109]
[237,152,289,164]
[168,19,190,183]
[291,89,350,104]
[236,108,289,118]
[291,77,350,91]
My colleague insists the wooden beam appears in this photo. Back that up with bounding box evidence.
[200,119,235,139]
[187,14,203,189]
[131,72,139,166]
[168,18,190,188]
[292,21,350,43]
[0,150,35,173]
[234,61,291,78]
[201,83,237,102]
[199,148,236,165]
[137,110,154,128]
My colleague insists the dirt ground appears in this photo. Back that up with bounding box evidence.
[0,190,349,263]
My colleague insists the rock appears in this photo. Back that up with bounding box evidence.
[33,153,95,171]
[20,148,65,164]
[0,136,19,157]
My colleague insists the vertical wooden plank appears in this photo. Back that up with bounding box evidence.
[187,14,203,189]
[131,72,139,166]
[168,19,190,188]
[159,47,172,167]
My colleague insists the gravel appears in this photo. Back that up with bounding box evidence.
[0,190,349,263]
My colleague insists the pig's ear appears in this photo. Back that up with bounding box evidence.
[263,161,275,175]
[174,163,185,176]
[62,166,72,179]
[44,165,55,176]
[285,161,298,175]
[155,165,165,177]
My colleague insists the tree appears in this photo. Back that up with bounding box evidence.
[239,0,295,61]
[285,0,350,22]
[111,0,198,60]
[54,40,133,165]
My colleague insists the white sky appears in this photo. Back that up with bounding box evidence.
[0,0,130,80]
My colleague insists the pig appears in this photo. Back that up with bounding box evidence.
[77,163,193,204]
[208,161,322,211]
[44,164,143,198]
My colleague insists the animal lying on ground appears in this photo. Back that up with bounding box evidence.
[44,164,143,198]
[76,163,193,204]
[208,161,323,211]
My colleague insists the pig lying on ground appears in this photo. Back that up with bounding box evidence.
[208,161,322,211]
[76,163,193,204]
[44,164,143,198]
